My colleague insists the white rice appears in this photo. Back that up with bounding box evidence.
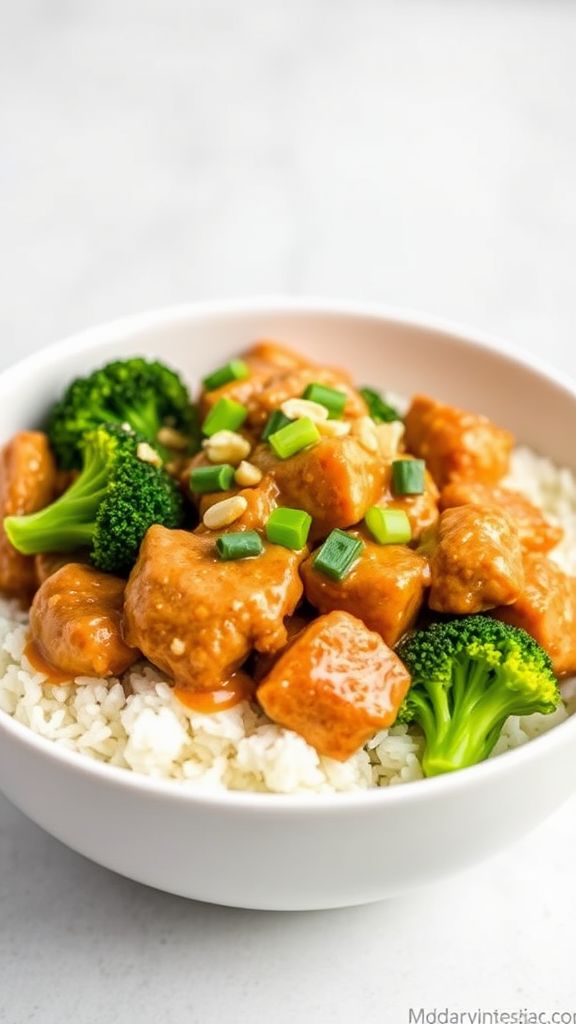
[505,446,576,573]
[0,446,573,794]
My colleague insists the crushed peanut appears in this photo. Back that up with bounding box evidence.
[170,638,186,656]
[280,398,329,423]
[136,441,163,467]
[202,430,251,465]
[317,419,351,438]
[157,426,190,451]
[234,460,263,487]
[203,495,248,530]
[352,416,379,453]
[375,420,405,459]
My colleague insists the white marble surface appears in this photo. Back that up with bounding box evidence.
[1,1,576,1020]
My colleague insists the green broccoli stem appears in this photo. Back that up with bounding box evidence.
[416,679,520,774]
[418,661,523,776]
[4,447,108,556]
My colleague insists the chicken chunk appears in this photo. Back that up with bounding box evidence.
[200,343,367,430]
[199,371,270,429]
[124,525,305,691]
[35,550,91,585]
[426,505,524,614]
[0,432,57,600]
[244,365,367,428]
[252,613,312,682]
[247,340,313,372]
[197,476,280,532]
[494,554,576,677]
[439,480,562,553]
[301,534,430,646]
[257,611,411,761]
[30,563,139,677]
[252,436,386,539]
[404,395,514,488]
[377,454,439,540]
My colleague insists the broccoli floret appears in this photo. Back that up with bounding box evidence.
[396,616,560,777]
[48,357,200,468]
[4,425,183,574]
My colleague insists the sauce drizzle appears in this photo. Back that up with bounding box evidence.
[23,640,72,685]
[175,671,254,714]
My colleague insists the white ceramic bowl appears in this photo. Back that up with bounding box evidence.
[1,300,575,911]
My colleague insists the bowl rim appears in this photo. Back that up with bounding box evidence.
[1,295,576,812]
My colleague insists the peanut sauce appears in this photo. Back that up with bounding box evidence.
[174,671,254,714]
[23,640,72,685]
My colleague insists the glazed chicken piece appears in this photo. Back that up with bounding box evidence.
[35,552,70,585]
[124,525,305,691]
[377,454,439,541]
[200,342,367,430]
[439,480,562,554]
[252,436,386,540]
[35,549,92,585]
[196,343,301,428]
[258,611,411,761]
[426,505,524,614]
[247,340,314,372]
[251,613,312,683]
[494,554,576,677]
[197,476,280,532]
[30,563,139,677]
[244,364,366,428]
[301,535,430,646]
[404,395,514,488]
[0,432,57,600]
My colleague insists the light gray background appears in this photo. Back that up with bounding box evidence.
[1,2,575,1021]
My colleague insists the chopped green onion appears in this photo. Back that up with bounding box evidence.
[391,459,425,495]
[202,360,249,392]
[268,417,321,460]
[189,464,236,494]
[261,409,292,441]
[365,506,412,545]
[202,398,248,437]
[216,530,264,561]
[360,387,401,423]
[313,529,363,581]
[265,507,312,550]
[302,383,346,418]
